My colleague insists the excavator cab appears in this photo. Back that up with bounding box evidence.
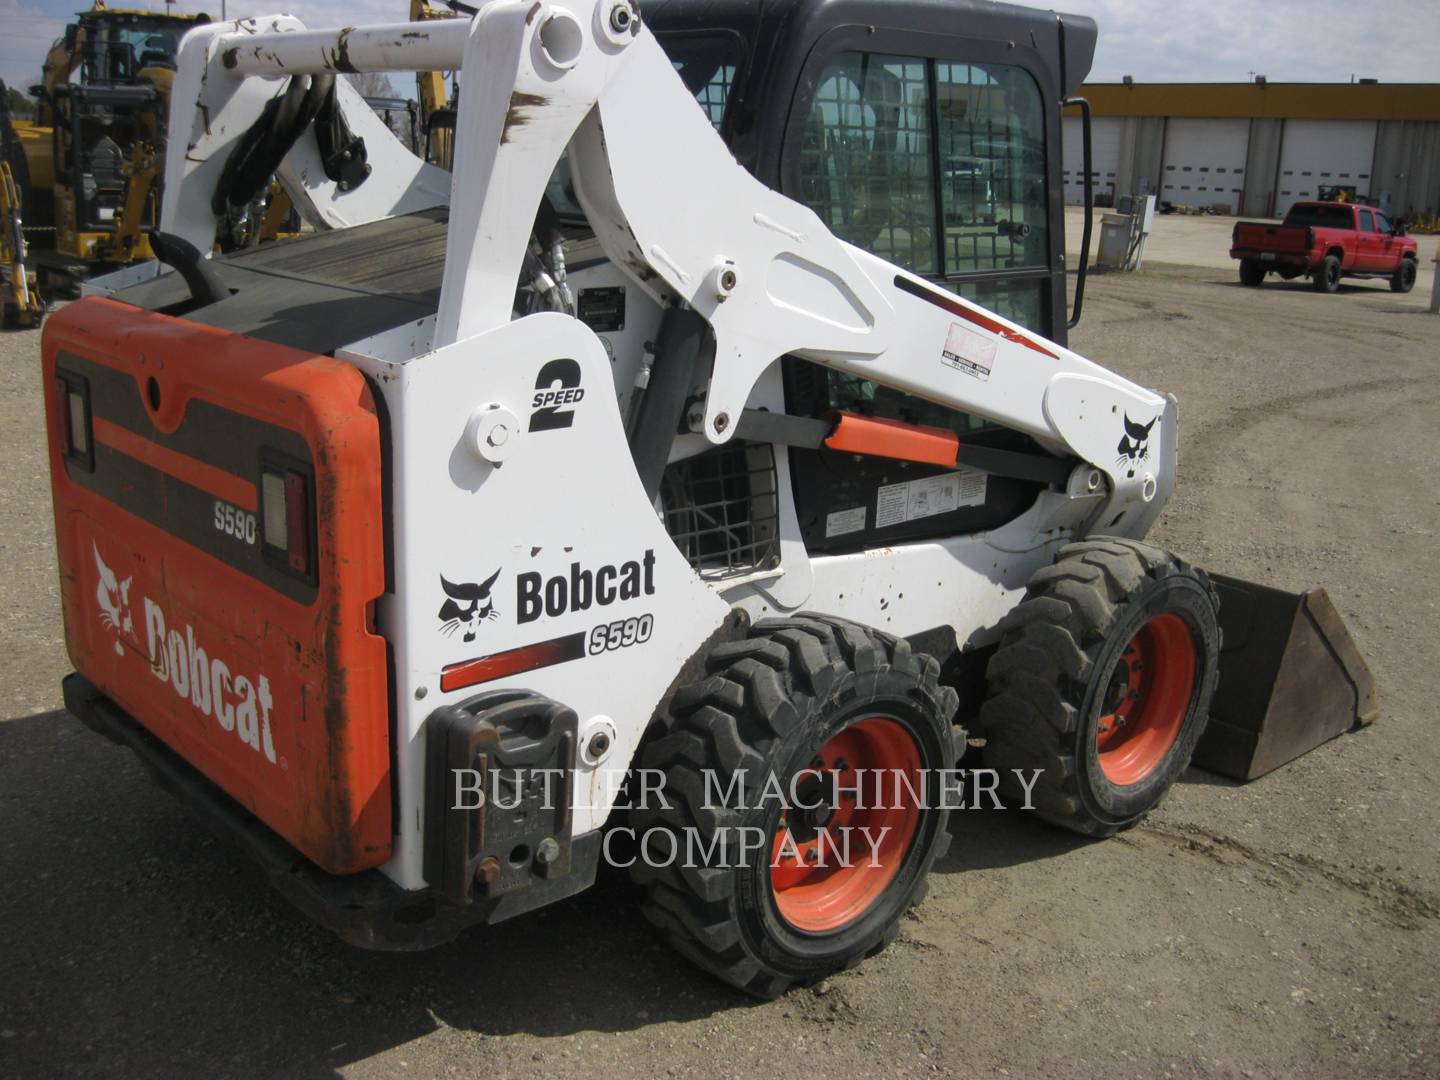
[7,3,211,286]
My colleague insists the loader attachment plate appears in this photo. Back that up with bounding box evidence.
[1192,574,1377,782]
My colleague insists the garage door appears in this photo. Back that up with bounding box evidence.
[1160,118,1249,214]
[1062,116,1123,206]
[1274,120,1378,218]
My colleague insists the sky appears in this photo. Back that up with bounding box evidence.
[5,0,1440,96]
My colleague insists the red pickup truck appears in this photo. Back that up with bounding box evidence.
[1231,201,1418,294]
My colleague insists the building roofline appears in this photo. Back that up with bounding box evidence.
[1072,82,1440,122]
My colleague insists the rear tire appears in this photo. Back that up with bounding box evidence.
[1390,258,1417,294]
[1238,258,1265,287]
[631,615,957,997]
[978,538,1220,837]
[1311,255,1341,293]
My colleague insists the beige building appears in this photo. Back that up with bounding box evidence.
[1063,82,1440,218]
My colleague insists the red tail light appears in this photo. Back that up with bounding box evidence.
[261,462,314,579]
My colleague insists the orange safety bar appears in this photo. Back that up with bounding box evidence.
[824,412,960,467]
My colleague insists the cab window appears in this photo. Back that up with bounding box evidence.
[797,53,938,274]
[792,50,1050,434]
[1359,209,1375,232]
[796,51,1050,331]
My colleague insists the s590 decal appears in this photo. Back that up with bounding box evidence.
[213,499,258,545]
[588,613,654,655]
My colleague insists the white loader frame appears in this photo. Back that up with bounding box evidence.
[138,0,1177,891]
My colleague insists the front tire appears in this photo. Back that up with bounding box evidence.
[1391,258,1417,294]
[1238,258,1265,287]
[979,539,1220,837]
[1312,254,1341,293]
[632,616,957,997]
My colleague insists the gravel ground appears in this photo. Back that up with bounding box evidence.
[1,256,1438,1079]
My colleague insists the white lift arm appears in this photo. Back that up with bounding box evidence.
[160,0,1173,523]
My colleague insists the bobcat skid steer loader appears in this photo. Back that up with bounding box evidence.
[40,0,1373,997]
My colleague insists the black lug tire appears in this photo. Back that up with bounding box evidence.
[1391,258,1417,294]
[1238,258,1265,287]
[1312,255,1341,293]
[631,615,958,998]
[978,538,1221,838]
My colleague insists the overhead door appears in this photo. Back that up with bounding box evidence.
[1274,120,1378,218]
[1160,118,1250,214]
[1062,116,1123,206]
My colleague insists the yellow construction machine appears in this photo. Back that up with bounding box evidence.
[4,2,210,289]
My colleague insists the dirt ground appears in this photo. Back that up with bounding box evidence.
[2,239,1439,1079]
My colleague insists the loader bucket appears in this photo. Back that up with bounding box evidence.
[1191,574,1377,782]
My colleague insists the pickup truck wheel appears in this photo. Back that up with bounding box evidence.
[1390,258,1417,294]
[1238,259,1265,287]
[1311,255,1341,293]
[978,539,1221,838]
[631,615,957,998]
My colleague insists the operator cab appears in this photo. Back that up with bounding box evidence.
[644,0,1095,345]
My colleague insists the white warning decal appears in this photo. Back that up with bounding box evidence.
[876,469,987,529]
[825,506,867,538]
[941,322,998,381]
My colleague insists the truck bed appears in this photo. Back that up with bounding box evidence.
[1232,221,1311,255]
[112,207,450,354]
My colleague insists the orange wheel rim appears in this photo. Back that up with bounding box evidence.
[770,717,923,934]
[1095,613,1197,786]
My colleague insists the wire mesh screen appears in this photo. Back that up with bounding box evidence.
[665,34,744,130]
[690,65,736,128]
[796,52,1049,284]
[797,53,938,275]
[935,63,1049,273]
[661,444,780,581]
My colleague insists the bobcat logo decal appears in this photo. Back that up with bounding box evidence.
[438,570,501,643]
[94,542,134,656]
[1116,414,1158,478]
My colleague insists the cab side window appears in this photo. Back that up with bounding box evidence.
[1359,209,1375,232]
[796,50,1051,333]
[797,53,938,275]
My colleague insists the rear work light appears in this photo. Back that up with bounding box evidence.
[55,373,94,471]
[261,458,315,579]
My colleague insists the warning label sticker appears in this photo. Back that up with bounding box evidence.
[825,506,867,538]
[941,322,998,381]
[875,469,987,529]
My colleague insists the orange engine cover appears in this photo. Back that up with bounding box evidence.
[43,298,391,875]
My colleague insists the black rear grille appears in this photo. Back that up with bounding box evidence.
[660,443,780,580]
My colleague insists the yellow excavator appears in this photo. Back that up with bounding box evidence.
[4,2,210,290]
[411,0,463,168]
[2,151,45,328]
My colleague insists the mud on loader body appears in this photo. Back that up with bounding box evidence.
[41,0,1372,996]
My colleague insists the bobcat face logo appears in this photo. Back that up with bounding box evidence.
[94,543,134,656]
[1116,414,1158,478]
[438,569,501,643]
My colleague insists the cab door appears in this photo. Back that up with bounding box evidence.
[779,32,1062,341]
[1356,208,1380,271]
[1373,210,1401,271]
[769,31,1066,555]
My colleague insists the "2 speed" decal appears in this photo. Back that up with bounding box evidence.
[529,358,585,432]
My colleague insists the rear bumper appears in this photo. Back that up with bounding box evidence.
[63,673,600,951]
[1230,249,1313,271]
